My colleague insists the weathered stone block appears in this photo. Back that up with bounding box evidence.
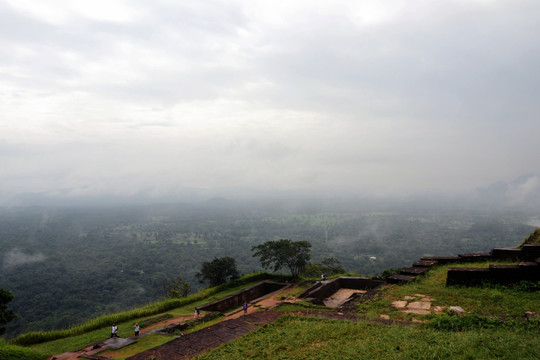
[446,267,491,286]
[413,260,437,267]
[386,274,415,284]
[448,306,465,315]
[400,267,430,276]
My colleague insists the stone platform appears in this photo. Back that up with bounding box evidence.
[126,311,282,360]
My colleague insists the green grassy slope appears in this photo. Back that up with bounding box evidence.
[196,315,539,360]
[520,227,540,246]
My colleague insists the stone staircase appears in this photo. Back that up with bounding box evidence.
[386,244,540,285]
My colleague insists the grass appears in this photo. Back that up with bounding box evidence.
[195,315,540,360]
[519,227,540,246]
[0,341,48,360]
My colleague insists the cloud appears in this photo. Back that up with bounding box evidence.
[1,0,540,203]
[3,248,47,269]
[505,175,540,205]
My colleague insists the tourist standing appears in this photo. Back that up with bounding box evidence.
[111,323,118,338]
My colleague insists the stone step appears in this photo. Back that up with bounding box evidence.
[458,253,491,262]
[421,256,460,264]
[386,274,416,284]
[518,262,539,268]
[413,260,437,267]
[490,248,523,259]
[400,267,430,276]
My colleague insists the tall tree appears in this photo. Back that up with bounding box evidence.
[302,257,345,278]
[196,257,240,287]
[0,288,16,336]
[162,275,191,298]
[252,239,311,279]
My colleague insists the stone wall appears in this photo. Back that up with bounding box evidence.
[198,281,287,312]
[446,261,540,286]
[299,277,384,302]
[422,245,540,264]
[390,244,540,287]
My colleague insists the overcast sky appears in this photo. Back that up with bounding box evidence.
[1,0,539,204]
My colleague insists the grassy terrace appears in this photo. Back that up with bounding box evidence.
[196,315,539,360]
[359,261,540,321]
[196,262,539,360]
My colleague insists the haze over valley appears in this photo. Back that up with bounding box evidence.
[0,197,537,337]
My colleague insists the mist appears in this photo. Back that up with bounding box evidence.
[3,248,47,269]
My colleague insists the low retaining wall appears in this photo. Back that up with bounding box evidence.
[299,277,384,302]
[422,245,540,264]
[446,261,540,286]
[384,244,540,286]
[414,244,540,287]
[198,281,287,312]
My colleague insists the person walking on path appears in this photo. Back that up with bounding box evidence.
[134,323,140,336]
[194,308,200,318]
[111,323,118,338]
[243,301,248,315]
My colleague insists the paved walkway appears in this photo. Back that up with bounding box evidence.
[126,311,283,360]
[51,337,136,360]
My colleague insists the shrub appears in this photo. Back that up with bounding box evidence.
[0,341,47,360]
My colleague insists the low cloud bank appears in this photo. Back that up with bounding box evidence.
[3,248,47,269]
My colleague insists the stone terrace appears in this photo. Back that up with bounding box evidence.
[126,311,282,360]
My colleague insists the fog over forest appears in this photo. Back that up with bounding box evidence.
[1,194,538,337]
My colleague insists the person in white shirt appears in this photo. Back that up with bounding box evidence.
[111,323,118,337]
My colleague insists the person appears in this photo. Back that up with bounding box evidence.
[322,272,327,281]
[243,301,248,315]
[134,323,140,336]
[111,323,118,338]
[194,307,200,318]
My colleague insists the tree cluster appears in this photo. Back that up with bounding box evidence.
[0,288,16,336]
[196,257,240,286]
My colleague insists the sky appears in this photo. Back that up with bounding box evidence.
[1,0,540,204]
